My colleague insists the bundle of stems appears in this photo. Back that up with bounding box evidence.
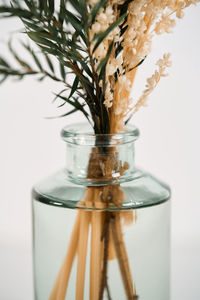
[49,148,138,300]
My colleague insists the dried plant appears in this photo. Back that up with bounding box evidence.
[1,0,199,134]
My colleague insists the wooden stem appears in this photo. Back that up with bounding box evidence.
[90,211,103,300]
[48,212,81,300]
[76,211,91,300]
[108,226,115,260]
[106,281,112,300]
[98,212,110,300]
[110,213,136,300]
[48,262,64,300]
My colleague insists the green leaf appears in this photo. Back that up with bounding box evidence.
[44,71,61,81]
[0,67,37,76]
[57,100,68,108]
[21,42,43,71]
[48,0,55,15]
[0,57,10,68]
[38,75,46,81]
[52,88,67,102]
[0,68,18,76]
[54,93,89,119]
[59,0,65,25]
[64,9,82,31]
[125,112,134,125]
[68,75,79,98]
[8,41,32,70]
[37,45,58,56]
[0,6,33,19]
[47,108,78,119]
[22,19,46,33]
[24,0,36,12]
[67,0,83,16]
[69,53,92,78]
[0,75,8,84]
[128,57,146,72]
[59,60,66,81]
[92,13,127,53]
[79,0,87,13]
[39,0,48,12]
[27,32,60,51]
[44,53,54,73]
[33,54,43,71]
[63,8,87,44]
[29,30,59,43]
[0,0,110,132]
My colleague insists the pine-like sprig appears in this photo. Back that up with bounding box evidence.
[0,0,130,134]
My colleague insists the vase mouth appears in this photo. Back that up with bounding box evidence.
[61,123,139,146]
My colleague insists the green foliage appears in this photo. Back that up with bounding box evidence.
[0,0,132,133]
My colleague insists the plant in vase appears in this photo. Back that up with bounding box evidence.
[0,1,199,299]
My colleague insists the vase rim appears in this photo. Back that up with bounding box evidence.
[61,123,139,146]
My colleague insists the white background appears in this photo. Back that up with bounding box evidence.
[0,3,200,300]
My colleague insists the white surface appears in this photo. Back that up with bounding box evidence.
[0,4,200,300]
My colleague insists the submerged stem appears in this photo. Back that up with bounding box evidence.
[90,211,102,300]
[99,212,111,300]
[49,212,81,300]
[76,211,91,300]
[110,213,136,300]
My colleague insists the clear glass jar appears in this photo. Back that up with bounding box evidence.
[32,124,171,300]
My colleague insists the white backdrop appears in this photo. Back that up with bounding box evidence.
[0,4,200,300]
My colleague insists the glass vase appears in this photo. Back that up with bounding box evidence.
[32,123,171,300]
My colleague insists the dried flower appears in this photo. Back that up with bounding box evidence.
[88,0,199,129]
[134,53,172,112]
[176,1,185,18]
[155,14,176,34]
[0,0,199,134]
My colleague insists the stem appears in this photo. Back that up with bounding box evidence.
[106,281,112,300]
[49,148,136,300]
[110,213,136,300]
[48,212,81,300]
[108,226,116,260]
[90,211,103,300]
[98,212,111,300]
[76,211,91,300]
[48,262,64,300]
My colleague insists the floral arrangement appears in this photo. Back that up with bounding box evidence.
[0,1,199,300]
[1,0,199,134]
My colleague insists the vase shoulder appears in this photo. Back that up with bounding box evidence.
[32,168,170,210]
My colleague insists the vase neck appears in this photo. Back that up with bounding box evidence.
[61,123,139,186]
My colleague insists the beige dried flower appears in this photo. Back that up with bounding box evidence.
[104,82,114,108]
[134,53,172,112]
[89,0,199,130]
[155,14,176,34]
[176,1,185,18]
